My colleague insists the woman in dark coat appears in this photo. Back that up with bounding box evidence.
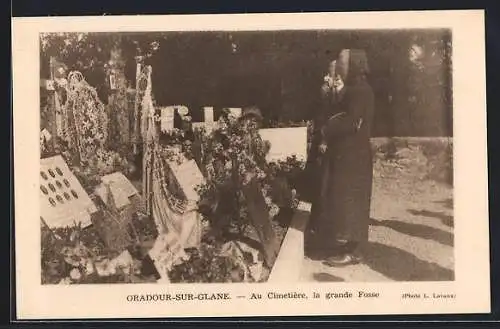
[307,49,375,266]
[303,60,341,202]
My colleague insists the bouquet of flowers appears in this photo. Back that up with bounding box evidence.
[194,113,304,237]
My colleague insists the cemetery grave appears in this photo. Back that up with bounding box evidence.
[37,31,454,286]
[40,63,308,284]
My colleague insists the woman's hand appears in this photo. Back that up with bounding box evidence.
[324,75,334,88]
[318,143,328,154]
[321,83,331,95]
[333,76,344,92]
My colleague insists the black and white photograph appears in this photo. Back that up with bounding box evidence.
[37,28,454,285]
[13,11,488,318]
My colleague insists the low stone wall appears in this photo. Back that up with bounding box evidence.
[371,137,453,186]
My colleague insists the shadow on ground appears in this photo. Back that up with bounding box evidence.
[434,198,453,210]
[312,273,345,282]
[305,240,454,282]
[407,209,454,228]
[361,241,454,281]
[370,217,454,247]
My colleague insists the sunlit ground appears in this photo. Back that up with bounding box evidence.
[301,138,454,282]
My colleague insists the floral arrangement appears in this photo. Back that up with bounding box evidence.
[42,223,117,284]
[156,128,194,161]
[41,136,131,195]
[41,211,159,285]
[168,242,245,283]
[193,114,305,237]
[58,71,109,162]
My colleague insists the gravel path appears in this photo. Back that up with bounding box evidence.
[300,175,454,282]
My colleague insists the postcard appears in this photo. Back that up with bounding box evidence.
[12,10,489,319]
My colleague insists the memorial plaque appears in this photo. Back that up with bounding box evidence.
[40,155,97,229]
[95,172,139,210]
[109,73,117,90]
[160,107,175,133]
[166,158,206,205]
[203,106,214,123]
[258,127,308,162]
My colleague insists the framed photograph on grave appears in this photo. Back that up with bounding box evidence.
[109,73,117,90]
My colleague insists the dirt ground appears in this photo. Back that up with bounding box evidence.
[301,140,454,282]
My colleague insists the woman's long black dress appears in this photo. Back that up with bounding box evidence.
[304,80,339,204]
[308,59,375,251]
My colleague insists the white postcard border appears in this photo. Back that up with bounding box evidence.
[12,10,489,319]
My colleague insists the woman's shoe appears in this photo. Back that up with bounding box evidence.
[351,252,364,264]
[323,253,360,267]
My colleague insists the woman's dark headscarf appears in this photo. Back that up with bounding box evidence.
[336,49,370,85]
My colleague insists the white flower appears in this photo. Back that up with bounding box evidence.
[56,78,68,87]
[85,261,95,276]
[269,204,280,218]
[151,41,160,51]
[70,268,82,281]
[95,260,110,277]
[172,257,184,266]
[64,255,81,267]
[177,106,189,116]
[69,231,78,242]
[122,266,131,275]
[58,277,72,285]
[87,111,97,121]
[256,171,266,179]
[108,264,117,275]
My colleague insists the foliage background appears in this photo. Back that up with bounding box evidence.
[40,29,452,137]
